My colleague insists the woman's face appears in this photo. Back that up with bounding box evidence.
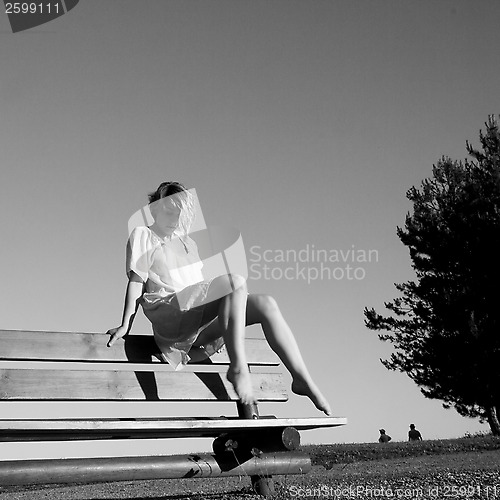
[153,197,181,234]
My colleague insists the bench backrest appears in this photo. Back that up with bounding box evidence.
[0,330,287,402]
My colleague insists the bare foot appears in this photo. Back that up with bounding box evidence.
[227,366,255,405]
[291,378,332,416]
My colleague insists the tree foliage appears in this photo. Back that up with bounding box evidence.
[364,116,500,433]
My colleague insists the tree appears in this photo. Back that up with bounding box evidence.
[364,116,500,435]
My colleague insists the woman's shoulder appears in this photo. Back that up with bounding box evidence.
[128,226,155,244]
[129,225,146,236]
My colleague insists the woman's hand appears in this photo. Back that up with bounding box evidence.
[106,325,128,347]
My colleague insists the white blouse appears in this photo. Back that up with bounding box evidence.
[126,226,204,296]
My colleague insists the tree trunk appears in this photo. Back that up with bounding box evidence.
[485,406,500,435]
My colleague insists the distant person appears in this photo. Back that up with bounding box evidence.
[408,424,422,441]
[378,429,391,443]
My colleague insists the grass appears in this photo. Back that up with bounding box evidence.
[304,433,500,467]
[1,435,500,499]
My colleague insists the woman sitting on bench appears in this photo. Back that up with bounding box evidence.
[107,181,331,415]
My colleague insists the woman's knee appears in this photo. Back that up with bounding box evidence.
[253,294,279,318]
[228,273,247,293]
[208,273,247,302]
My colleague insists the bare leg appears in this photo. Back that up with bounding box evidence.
[195,292,332,415]
[197,275,254,405]
[246,294,332,416]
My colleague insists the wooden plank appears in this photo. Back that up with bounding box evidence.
[0,330,279,365]
[0,360,237,373]
[0,417,348,441]
[0,368,287,402]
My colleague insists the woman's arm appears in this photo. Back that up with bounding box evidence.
[107,272,144,347]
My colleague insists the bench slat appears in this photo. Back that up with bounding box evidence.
[0,330,278,365]
[0,368,287,401]
[0,417,347,441]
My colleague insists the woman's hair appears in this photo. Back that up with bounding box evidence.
[148,181,195,236]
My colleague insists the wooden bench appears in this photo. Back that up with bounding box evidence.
[0,329,346,495]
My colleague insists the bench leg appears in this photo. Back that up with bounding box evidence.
[236,401,276,496]
[236,401,259,419]
[251,474,275,496]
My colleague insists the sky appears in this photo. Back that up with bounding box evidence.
[1,0,499,461]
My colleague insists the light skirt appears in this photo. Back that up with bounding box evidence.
[141,279,224,370]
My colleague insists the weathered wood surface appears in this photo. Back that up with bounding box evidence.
[0,417,347,441]
[0,329,278,365]
[0,368,287,401]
